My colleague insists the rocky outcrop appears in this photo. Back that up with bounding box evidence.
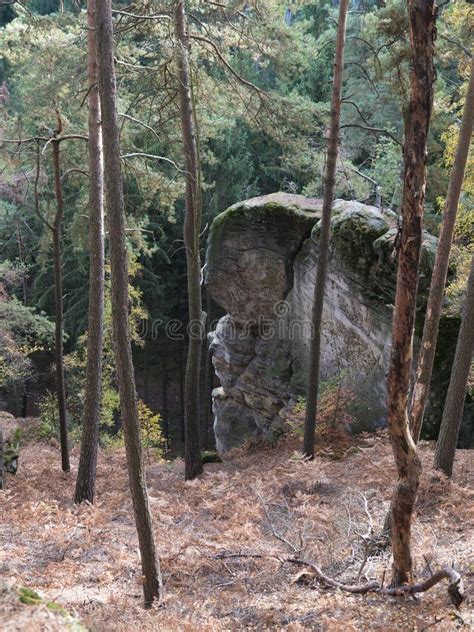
[205,193,438,452]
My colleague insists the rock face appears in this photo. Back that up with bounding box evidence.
[205,193,437,452]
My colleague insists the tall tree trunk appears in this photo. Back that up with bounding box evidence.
[303,0,349,459]
[175,0,204,480]
[75,0,105,505]
[179,344,185,443]
[387,0,436,588]
[434,256,474,476]
[95,0,162,607]
[161,357,169,442]
[410,58,474,443]
[51,138,70,473]
[16,217,28,304]
[202,288,214,450]
[16,216,29,414]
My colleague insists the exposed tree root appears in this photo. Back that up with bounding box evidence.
[213,552,465,606]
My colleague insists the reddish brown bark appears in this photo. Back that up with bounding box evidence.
[303,0,349,459]
[434,256,474,476]
[410,58,474,443]
[387,0,437,587]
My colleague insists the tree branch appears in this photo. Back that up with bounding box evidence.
[340,123,402,147]
[119,113,161,142]
[121,152,185,173]
[212,552,465,605]
[439,34,472,59]
[189,34,267,99]
[111,9,171,21]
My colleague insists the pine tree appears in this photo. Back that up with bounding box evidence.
[95,0,162,606]
[303,0,349,459]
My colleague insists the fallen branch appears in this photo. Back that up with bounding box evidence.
[212,552,465,605]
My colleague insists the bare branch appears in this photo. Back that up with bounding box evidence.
[119,113,161,142]
[340,123,402,147]
[257,493,300,554]
[121,152,185,173]
[61,168,89,181]
[212,552,465,605]
[189,34,268,99]
[112,9,171,21]
[439,34,472,59]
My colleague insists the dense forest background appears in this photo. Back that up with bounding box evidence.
[1,0,472,452]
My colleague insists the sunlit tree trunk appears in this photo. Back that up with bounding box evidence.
[410,58,474,443]
[75,0,105,504]
[434,256,474,476]
[387,0,436,587]
[95,0,162,606]
[303,0,349,459]
[175,0,204,480]
[201,288,214,450]
[51,135,70,473]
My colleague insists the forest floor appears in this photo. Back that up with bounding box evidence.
[0,422,473,631]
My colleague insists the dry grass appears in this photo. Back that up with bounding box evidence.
[0,426,473,631]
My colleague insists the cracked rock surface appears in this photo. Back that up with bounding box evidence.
[205,193,438,452]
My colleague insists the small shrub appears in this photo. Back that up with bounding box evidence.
[138,400,165,457]
[4,427,21,474]
[37,391,60,441]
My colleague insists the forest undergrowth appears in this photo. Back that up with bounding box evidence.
[0,422,473,631]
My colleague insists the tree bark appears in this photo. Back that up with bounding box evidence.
[434,255,474,476]
[75,0,105,505]
[410,58,474,443]
[161,358,169,442]
[387,0,436,587]
[175,0,204,480]
[0,430,4,490]
[95,0,162,606]
[202,288,214,450]
[303,0,349,459]
[51,138,70,473]
[179,344,185,443]
[15,217,28,304]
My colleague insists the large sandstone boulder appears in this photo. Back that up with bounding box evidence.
[205,193,439,452]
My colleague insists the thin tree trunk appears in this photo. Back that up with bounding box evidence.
[75,0,105,505]
[0,430,4,490]
[202,289,214,450]
[16,218,28,304]
[179,345,185,443]
[95,0,162,607]
[51,137,70,473]
[162,358,169,442]
[434,256,474,476]
[16,216,29,414]
[303,0,349,459]
[410,58,474,443]
[175,0,204,480]
[387,0,436,587]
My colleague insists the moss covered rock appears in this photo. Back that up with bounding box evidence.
[206,193,321,323]
[205,193,444,451]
